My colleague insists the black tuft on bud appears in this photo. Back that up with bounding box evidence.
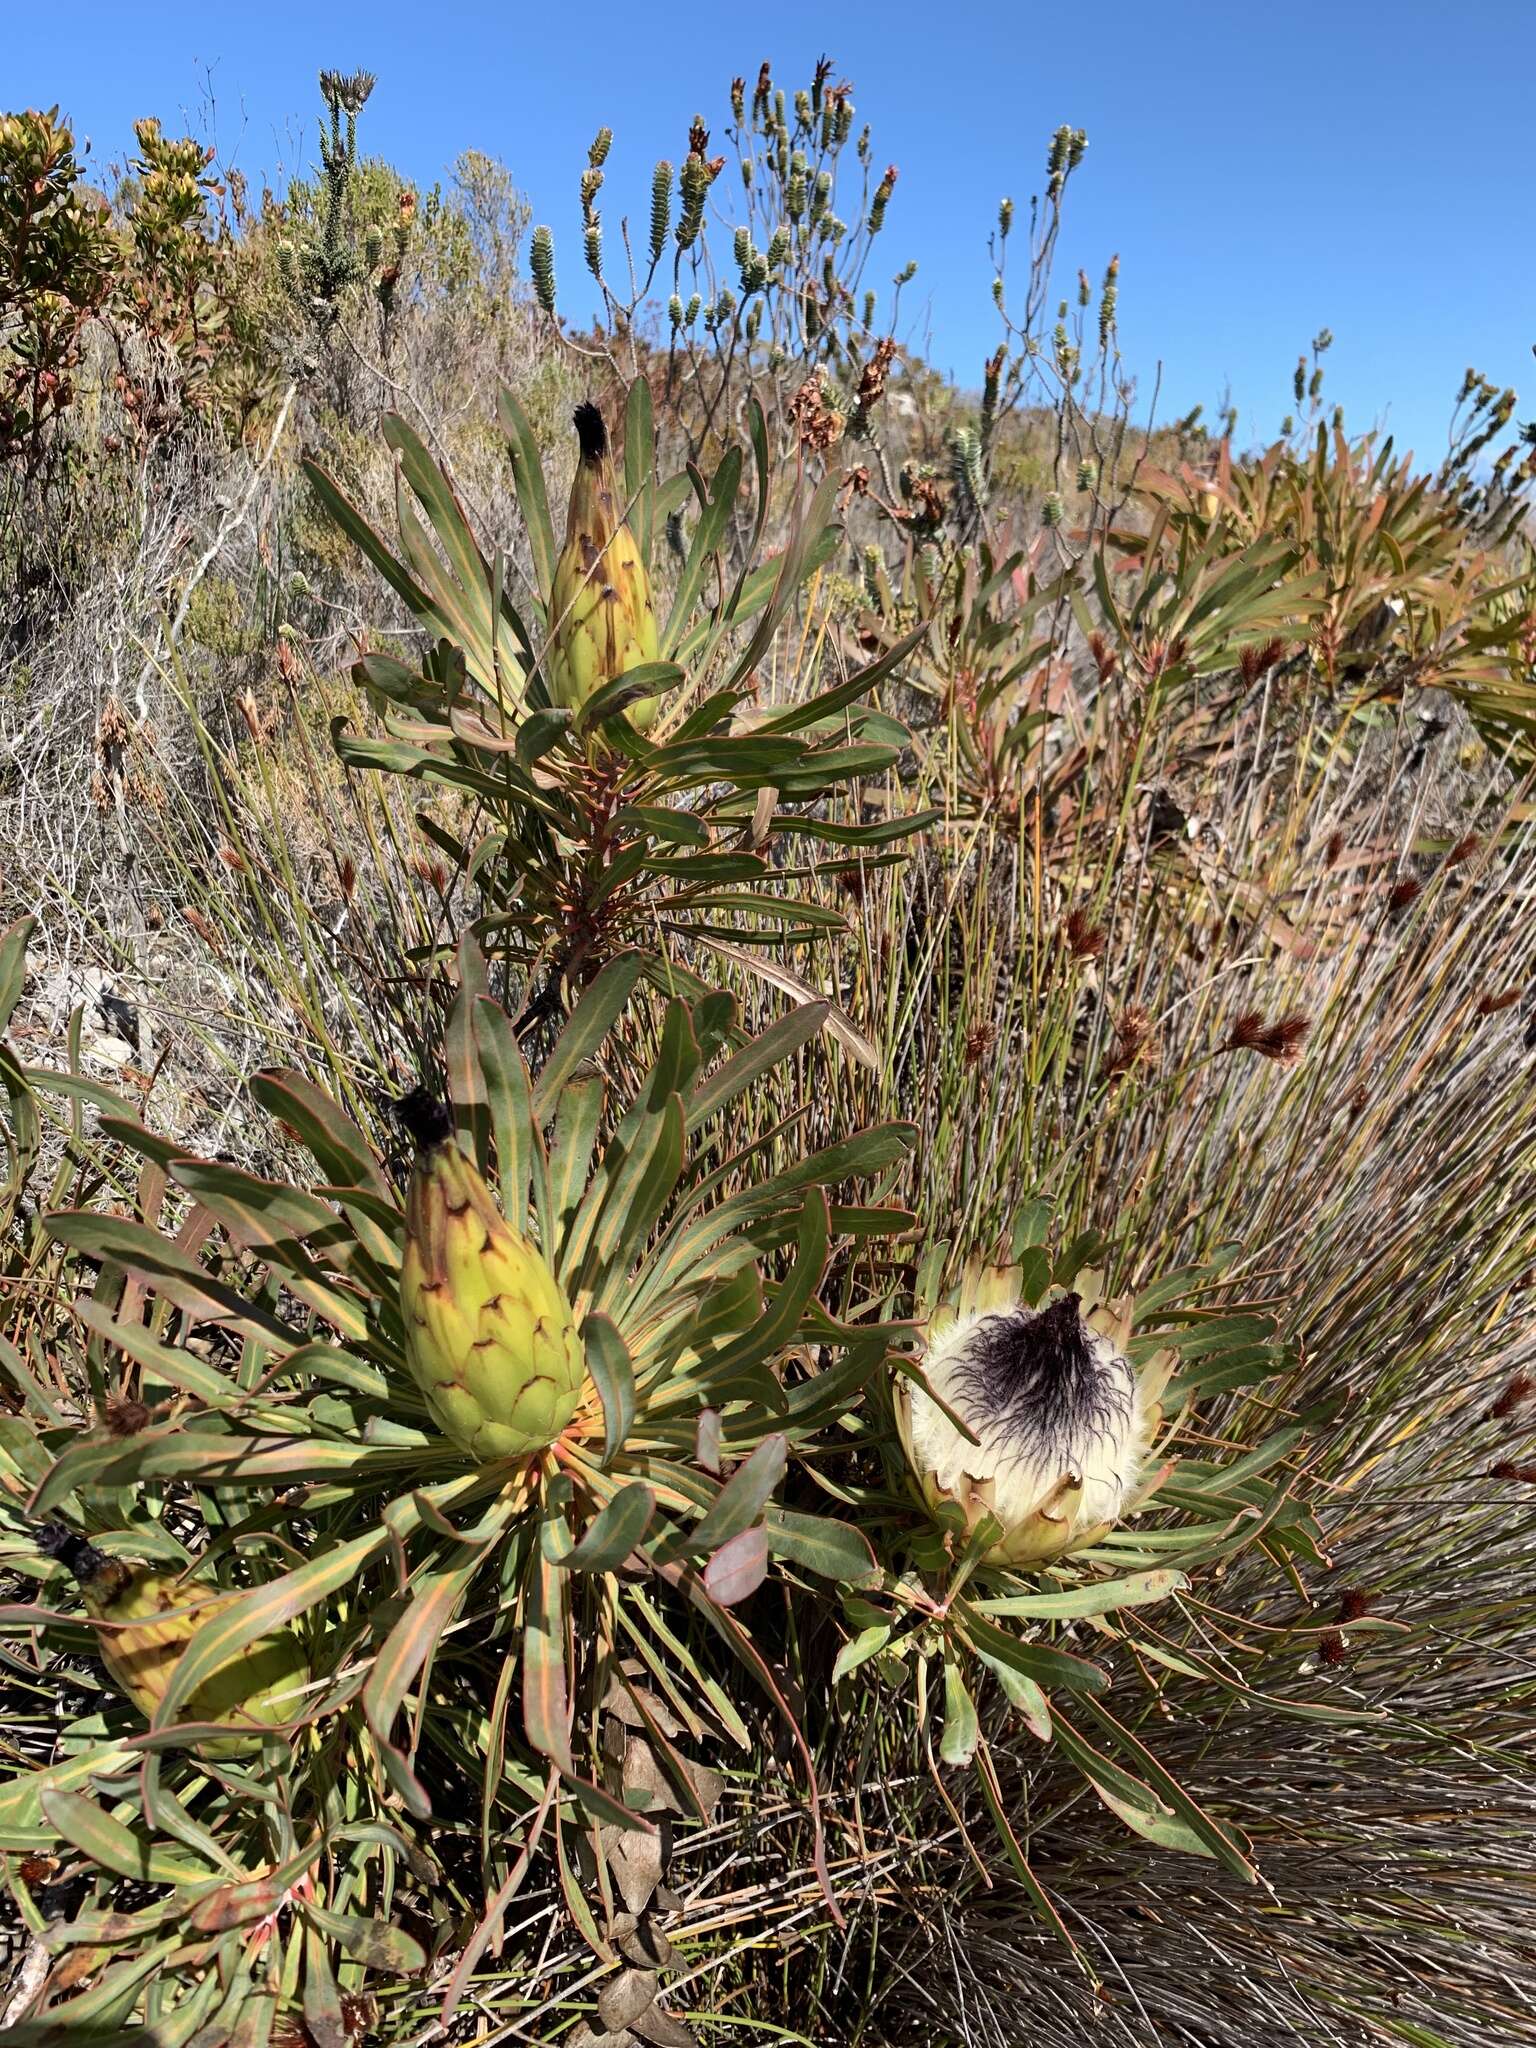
[573,401,608,463]
[34,1522,111,1587]
[394,1086,454,1150]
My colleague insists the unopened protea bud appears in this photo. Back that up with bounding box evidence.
[548,402,661,731]
[896,1286,1170,1563]
[583,221,603,283]
[588,127,612,169]
[398,1090,585,1462]
[37,1527,309,1755]
[1042,490,1065,527]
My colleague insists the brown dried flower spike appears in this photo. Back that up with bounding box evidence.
[1223,1009,1310,1063]
[1064,906,1107,960]
[1105,1005,1157,1078]
[1488,1372,1534,1421]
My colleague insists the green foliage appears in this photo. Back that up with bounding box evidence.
[0,107,117,471]
[5,45,1536,2048]
[306,382,927,1029]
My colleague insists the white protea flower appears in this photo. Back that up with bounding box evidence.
[895,1272,1174,1564]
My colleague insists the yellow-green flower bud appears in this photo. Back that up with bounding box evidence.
[398,1091,585,1462]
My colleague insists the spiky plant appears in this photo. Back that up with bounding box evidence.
[731,656,1536,2039]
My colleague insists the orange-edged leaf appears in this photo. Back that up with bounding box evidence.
[249,1068,390,1197]
[363,1551,487,1748]
[301,1900,428,1974]
[561,1482,654,1573]
[472,996,535,1229]
[582,1312,635,1469]
[40,1788,220,1886]
[523,1531,573,1773]
[669,1433,786,1559]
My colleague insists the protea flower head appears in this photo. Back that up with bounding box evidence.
[548,401,660,732]
[896,1267,1173,1564]
[36,1526,309,1756]
[398,1087,587,1463]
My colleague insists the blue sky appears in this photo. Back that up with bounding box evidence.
[11,0,1534,461]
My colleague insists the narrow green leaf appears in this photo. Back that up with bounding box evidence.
[0,915,35,1032]
[675,1433,787,1558]
[941,1658,980,1765]
[561,1481,655,1572]
[40,1789,220,1887]
[523,1529,573,1772]
[582,1312,635,1467]
[498,384,557,607]
[532,951,646,1121]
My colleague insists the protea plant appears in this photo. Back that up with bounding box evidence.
[303,378,927,1007]
[4,944,911,2041]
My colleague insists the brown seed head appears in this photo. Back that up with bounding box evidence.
[1489,1372,1534,1421]
[1106,1004,1157,1078]
[1087,632,1120,685]
[964,1022,997,1068]
[1064,906,1107,960]
[1387,874,1423,913]
[103,1397,152,1438]
[1475,986,1523,1017]
[1223,1009,1310,1063]
[1239,638,1286,686]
